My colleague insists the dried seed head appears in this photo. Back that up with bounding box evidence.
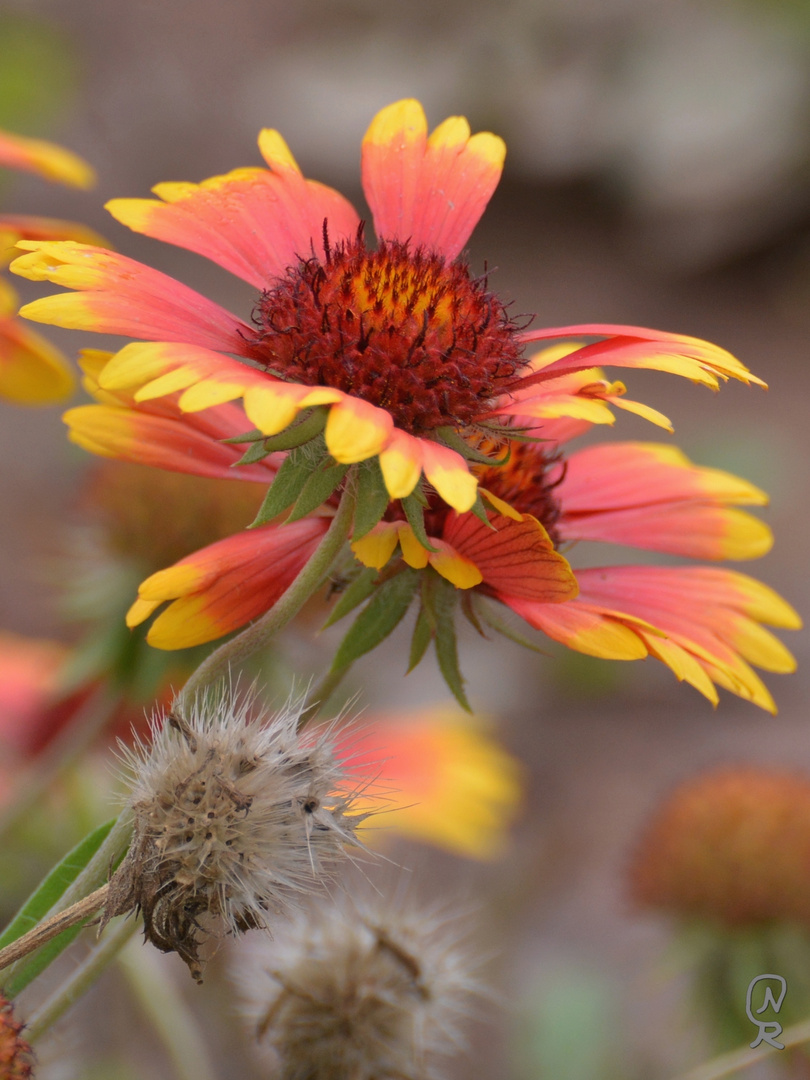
[0,992,34,1079]
[105,686,370,981]
[242,891,479,1080]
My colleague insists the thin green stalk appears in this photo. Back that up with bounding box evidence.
[178,482,356,712]
[25,915,138,1042]
[0,683,122,840]
[118,937,218,1080]
[672,1017,810,1080]
[1,810,132,990]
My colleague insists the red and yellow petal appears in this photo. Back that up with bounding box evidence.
[0,313,75,404]
[63,403,277,481]
[12,242,249,352]
[341,709,522,859]
[556,442,773,560]
[127,518,329,649]
[0,215,108,266]
[361,99,506,261]
[0,128,95,188]
[443,512,578,602]
[106,132,359,289]
[517,325,765,391]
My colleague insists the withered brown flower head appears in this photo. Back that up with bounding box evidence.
[0,993,34,1079]
[104,686,370,981]
[242,891,479,1080]
[629,766,810,928]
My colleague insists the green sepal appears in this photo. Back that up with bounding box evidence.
[407,604,433,673]
[331,568,420,673]
[224,408,327,451]
[467,490,496,529]
[422,572,470,711]
[235,438,273,466]
[352,458,391,541]
[322,566,380,628]
[401,493,438,552]
[0,817,119,996]
[437,425,510,467]
[287,461,349,522]
[250,441,329,527]
[460,590,486,636]
[472,594,552,655]
[221,427,266,445]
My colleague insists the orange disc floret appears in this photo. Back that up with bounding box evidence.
[629,767,810,928]
[0,993,34,1079]
[248,232,524,435]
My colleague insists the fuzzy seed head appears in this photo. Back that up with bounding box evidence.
[106,686,369,981]
[0,993,34,1079]
[243,893,478,1080]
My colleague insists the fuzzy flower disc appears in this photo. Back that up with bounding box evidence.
[249,233,524,435]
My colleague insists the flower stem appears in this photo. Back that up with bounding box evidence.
[178,481,356,713]
[24,914,139,1042]
[672,1018,810,1080]
[118,937,218,1080]
[0,885,108,972]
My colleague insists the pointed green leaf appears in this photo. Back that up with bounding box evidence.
[235,438,271,466]
[401,493,438,552]
[436,425,509,466]
[424,572,470,710]
[331,569,419,672]
[0,818,118,995]
[353,458,391,541]
[250,442,327,527]
[467,490,496,529]
[322,566,380,628]
[407,605,433,672]
[222,426,266,445]
[473,595,553,655]
[287,461,349,522]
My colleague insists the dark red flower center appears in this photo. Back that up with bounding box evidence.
[246,229,526,435]
[477,442,566,544]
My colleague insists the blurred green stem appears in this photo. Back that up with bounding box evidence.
[178,481,356,712]
[674,1017,810,1079]
[25,915,138,1042]
[118,937,218,1080]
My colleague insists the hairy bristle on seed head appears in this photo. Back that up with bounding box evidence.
[105,684,373,981]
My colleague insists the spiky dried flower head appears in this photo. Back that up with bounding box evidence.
[629,766,810,928]
[104,685,371,981]
[0,992,34,1079]
[242,890,479,1080]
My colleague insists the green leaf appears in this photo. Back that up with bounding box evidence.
[467,490,496,529]
[407,605,433,672]
[353,458,391,541]
[222,426,266,445]
[287,461,349,521]
[223,408,327,451]
[250,442,327,527]
[473,595,553,655]
[322,566,380,628]
[0,818,117,996]
[401,493,438,552]
[424,573,470,710]
[235,438,272,466]
[436,426,509,466]
[331,569,419,672]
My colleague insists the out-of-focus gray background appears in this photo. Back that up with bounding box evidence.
[1,1,808,1077]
